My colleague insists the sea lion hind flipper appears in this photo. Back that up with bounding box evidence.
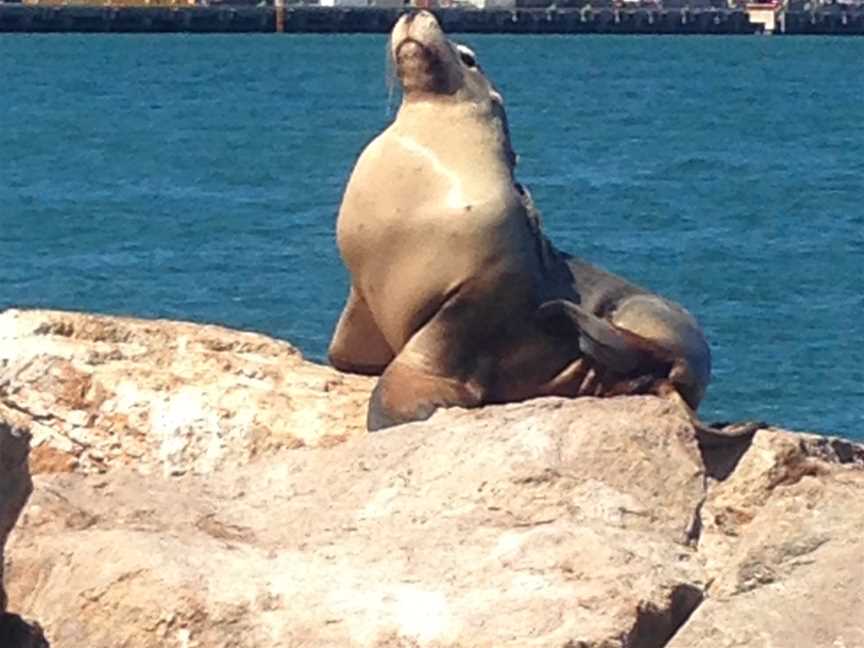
[661,388,764,448]
[537,299,654,374]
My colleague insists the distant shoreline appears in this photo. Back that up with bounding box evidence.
[0,3,862,34]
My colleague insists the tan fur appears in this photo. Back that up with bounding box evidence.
[330,13,551,384]
[329,12,711,430]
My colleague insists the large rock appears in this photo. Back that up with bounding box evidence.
[8,396,712,648]
[1,309,863,647]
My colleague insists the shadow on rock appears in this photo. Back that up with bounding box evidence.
[0,613,49,648]
[699,421,762,481]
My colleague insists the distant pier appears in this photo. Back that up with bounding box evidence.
[0,4,757,34]
[0,3,862,34]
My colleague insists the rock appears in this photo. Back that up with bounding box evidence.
[7,395,711,648]
[1,309,863,647]
[0,309,373,477]
[669,430,864,648]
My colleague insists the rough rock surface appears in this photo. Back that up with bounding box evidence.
[668,431,864,648]
[1,309,863,647]
[0,309,373,476]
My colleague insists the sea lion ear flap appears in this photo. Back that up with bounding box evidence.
[455,43,479,69]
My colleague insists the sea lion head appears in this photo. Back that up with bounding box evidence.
[389,11,516,168]
[390,11,501,107]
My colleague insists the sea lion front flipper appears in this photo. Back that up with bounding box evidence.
[328,287,394,376]
[366,287,491,431]
[537,299,659,374]
[367,359,483,431]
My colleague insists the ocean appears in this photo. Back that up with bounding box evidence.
[1,33,861,437]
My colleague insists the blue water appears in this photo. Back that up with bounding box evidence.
[1,34,861,437]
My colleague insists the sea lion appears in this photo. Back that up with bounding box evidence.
[329,11,718,434]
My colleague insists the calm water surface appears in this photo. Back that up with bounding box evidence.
[1,34,861,437]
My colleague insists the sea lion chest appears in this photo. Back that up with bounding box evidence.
[337,117,537,351]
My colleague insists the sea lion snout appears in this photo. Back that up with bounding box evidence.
[398,9,425,25]
[396,10,438,30]
[394,39,432,63]
[391,12,457,96]
[390,10,499,104]
[391,10,442,50]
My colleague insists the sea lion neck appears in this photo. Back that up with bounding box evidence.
[393,98,509,157]
[389,97,513,175]
[395,100,512,177]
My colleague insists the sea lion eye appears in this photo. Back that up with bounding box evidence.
[457,45,477,68]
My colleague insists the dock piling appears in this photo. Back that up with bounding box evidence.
[274,0,284,33]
